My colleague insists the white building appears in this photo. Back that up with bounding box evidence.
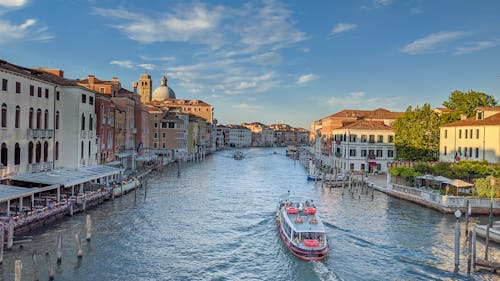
[227,125,252,147]
[331,120,396,173]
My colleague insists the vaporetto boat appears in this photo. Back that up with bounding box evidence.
[276,195,329,260]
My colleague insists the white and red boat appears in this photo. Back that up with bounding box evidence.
[276,195,329,260]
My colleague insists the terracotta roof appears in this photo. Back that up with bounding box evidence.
[476,106,500,111]
[325,108,401,120]
[0,59,78,86]
[118,87,134,95]
[78,78,114,85]
[441,112,500,127]
[339,120,393,131]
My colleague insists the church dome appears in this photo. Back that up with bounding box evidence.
[152,75,176,101]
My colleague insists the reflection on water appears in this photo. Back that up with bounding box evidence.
[0,148,498,280]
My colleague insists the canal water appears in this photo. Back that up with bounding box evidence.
[0,148,499,280]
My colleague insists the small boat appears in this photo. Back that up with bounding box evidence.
[233,151,244,160]
[276,195,329,260]
[307,159,320,181]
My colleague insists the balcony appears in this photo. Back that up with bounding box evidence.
[88,131,94,138]
[80,130,86,139]
[27,128,54,139]
[26,162,53,173]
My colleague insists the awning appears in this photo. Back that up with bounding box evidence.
[368,162,377,167]
[116,152,131,158]
[9,165,123,187]
[0,184,60,203]
[449,179,474,188]
[104,160,122,166]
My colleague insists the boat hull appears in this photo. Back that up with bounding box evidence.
[276,216,328,261]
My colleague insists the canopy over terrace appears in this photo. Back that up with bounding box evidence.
[0,184,60,217]
[9,165,123,189]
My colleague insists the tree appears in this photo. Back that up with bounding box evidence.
[393,104,441,161]
[443,90,498,117]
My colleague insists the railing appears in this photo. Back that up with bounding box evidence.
[80,130,86,138]
[88,131,93,138]
[27,129,54,138]
[26,162,53,173]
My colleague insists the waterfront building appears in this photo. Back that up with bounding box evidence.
[439,107,500,164]
[147,106,186,161]
[226,125,252,147]
[216,125,230,150]
[241,122,275,146]
[95,93,115,164]
[331,120,396,173]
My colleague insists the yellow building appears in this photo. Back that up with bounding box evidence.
[440,107,500,164]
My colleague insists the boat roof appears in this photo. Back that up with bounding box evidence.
[280,198,326,233]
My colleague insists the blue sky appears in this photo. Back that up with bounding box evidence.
[0,0,499,128]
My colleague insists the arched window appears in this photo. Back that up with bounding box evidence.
[1,103,7,128]
[89,114,93,131]
[100,105,104,125]
[81,141,84,159]
[15,106,20,128]
[1,143,7,166]
[81,114,85,130]
[14,143,20,165]
[88,141,91,157]
[36,109,42,129]
[55,111,59,130]
[29,108,33,129]
[55,141,59,160]
[28,142,33,164]
[44,109,49,129]
[35,141,41,163]
[43,141,48,162]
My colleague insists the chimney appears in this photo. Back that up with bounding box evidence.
[132,81,138,94]
[88,75,95,85]
[112,77,119,84]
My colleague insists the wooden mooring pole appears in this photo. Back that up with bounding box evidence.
[467,231,472,277]
[8,220,14,250]
[0,229,4,264]
[75,232,83,258]
[86,215,92,241]
[485,223,490,261]
[454,214,461,272]
[14,260,22,281]
[32,251,40,281]
[45,252,55,280]
[56,232,62,264]
[472,228,476,273]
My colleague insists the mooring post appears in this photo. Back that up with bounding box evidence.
[467,231,472,277]
[14,260,22,281]
[45,252,55,280]
[86,215,92,241]
[82,200,86,212]
[144,181,147,201]
[177,159,181,177]
[465,200,470,237]
[472,227,476,273]
[75,232,83,258]
[32,251,40,281]
[0,229,4,264]
[7,220,14,250]
[56,232,62,264]
[454,210,461,272]
[485,223,490,261]
[69,204,74,216]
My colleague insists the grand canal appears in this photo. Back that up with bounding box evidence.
[0,148,498,280]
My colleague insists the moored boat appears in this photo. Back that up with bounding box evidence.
[276,195,329,260]
[233,151,244,160]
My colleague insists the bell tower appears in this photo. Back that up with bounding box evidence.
[139,73,152,104]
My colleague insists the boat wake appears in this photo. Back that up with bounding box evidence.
[312,261,343,281]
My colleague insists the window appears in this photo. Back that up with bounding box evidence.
[350,163,354,170]
[38,87,42,97]
[89,96,94,105]
[469,147,472,159]
[376,149,383,157]
[162,133,166,138]
[35,141,41,163]
[444,146,447,156]
[14,143,20,165]
[153,142,158,148]
[0,143,6,166]
[478,112,483,120]
[16,82,21,94]
[368,149,375,159]
[36,109,42,129]
[30,85,34,96]
[89,115,93,131]
[81,141,84,159]
[475,147,479,158]
[15,106,20,128]
[388,135,394,143]
[369,135,375,143]
[349,134,357,142]
[99,87,104,93]
[361,163,365,171]
[1,103,6,128]
[361,150,367,157]
[388,150,394,158]
[476,129,480,139]
[469,129,473,139]
[444,130,447,139]
[88,141,91,157]
[56,91,60,100]
[361,135,367,143]
[29,108,33,129]
[378,135,384,143]
[350,149,356,157]
[82,94,86,103]
[28,142,33,164]
[168,122,175,129]
[154,122,158,128]
[43,141,48,162]
[2,79,7,91]
[55,111,59,129]
[44,109,49,129]
[162,143,166,149]
[45,88,49,99]
[458,129,462,139]
[55,141,59,160]
[154,133,158,139]
[81,114,86,130]
[465,129,468,139]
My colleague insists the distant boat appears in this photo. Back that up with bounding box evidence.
[307,159,319,181]
[276,195,329,260]
[233,151,244,160]
[286,145,297,157]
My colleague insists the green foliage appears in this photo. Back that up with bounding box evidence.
[442,90,498,117]
[474,176,500,198]
[393,104,440,161]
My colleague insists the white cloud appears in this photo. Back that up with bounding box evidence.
[249,51,282,65]
[139,55,176,62]
[236,81,257,90]
[0,0,29,8]
[400,31,469,55]
[327,91,402,109]
[110,60,134,69]
[296,74,316,85]
[137,63,156,70]
[0,18,53,44]
[375,0,392,6]
[232,103,260,110]
[454,40,498,55]
[329,23,357,37]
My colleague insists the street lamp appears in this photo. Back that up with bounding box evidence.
[489,177,496,227]
[454,209,462,272]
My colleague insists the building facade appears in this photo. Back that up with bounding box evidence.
[227,125,252,147]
